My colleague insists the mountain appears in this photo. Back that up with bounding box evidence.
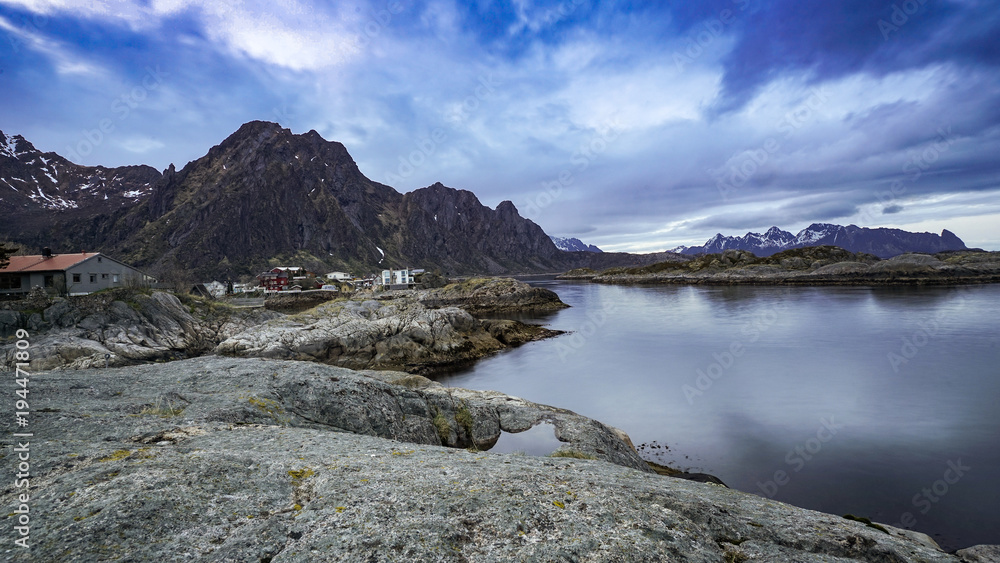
[0,130,161,248]
[2,122,665,280]
[550,236,602,253]
[681,224,968,258]
[99,121,584,278]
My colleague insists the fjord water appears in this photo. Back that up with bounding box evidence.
[438,280,1000,551]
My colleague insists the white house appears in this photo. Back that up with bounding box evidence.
[325,271,352,281]
[380,268,415,289]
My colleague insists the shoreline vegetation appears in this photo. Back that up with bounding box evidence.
[3,274,999,559]
[556,247,1000,286]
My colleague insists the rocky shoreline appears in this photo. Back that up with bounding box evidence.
[0,278,563,374]
[558,247,1000,286]
[3,275,999,560]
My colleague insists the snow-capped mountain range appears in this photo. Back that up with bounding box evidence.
[673,224,968,258]
[549,236,603,253]
[0,130,161,212]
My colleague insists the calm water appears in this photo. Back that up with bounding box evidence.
[439,280,1000,551]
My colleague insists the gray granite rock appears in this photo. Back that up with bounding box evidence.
[956,544,1000,562]
[216,298,558,374]
[1,356,992,561]
[0,309,22,337]
[1,291,278,371]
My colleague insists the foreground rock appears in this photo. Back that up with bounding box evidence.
[3,356,991,561]
[584,247,1000,286]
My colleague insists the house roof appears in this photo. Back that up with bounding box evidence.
[1,253,96,273]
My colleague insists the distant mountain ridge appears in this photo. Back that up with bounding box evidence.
[550,236,602,253]
[0,130,162,249]
[679,224,967,258]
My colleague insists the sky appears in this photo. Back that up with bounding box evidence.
[1,0,998,251]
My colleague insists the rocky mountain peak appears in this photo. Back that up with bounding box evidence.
[682,223,968,258]
[0,131,37,160]
[3,123,655,279]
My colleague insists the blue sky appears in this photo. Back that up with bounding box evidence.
[1,0,998,251]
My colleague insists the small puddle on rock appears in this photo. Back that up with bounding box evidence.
[487,422,563,456]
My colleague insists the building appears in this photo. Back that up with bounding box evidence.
[257,268,290,291]
[325,271,352,281]
[0,250,151,296]
[380,268,415,290]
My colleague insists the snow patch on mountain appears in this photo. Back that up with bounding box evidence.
[1,133,17,159]
[550,236,603,253]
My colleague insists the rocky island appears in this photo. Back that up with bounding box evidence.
[560,247,1000,286]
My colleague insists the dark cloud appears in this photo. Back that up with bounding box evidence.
[882,204,903,214]
[706,0,1000,113]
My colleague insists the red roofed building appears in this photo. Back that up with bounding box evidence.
[258,268,290,292]
[0,249,152,296]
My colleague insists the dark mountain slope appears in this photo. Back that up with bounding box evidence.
[0,130,160,249]
[3,122,674,279]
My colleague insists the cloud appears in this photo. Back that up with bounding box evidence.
[0,13,105,76]
[119,137,165,154]
[0,0,366,70]
[1,0,998,251]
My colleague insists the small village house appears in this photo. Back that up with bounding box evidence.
[257,266,320,292]
[0,249,151,296]
[380,268,416,290]
[325,271,352,281]
[257,268,290,291]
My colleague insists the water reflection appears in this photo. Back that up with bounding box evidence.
[439,282,1000,550]
[488,422,562,456]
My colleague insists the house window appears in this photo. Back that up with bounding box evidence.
[0,274,21,290]
[44,275,54,288]
[90,274,96,283]
[102,273,108,279]
[73,274,81,283]
[113,274,120,283]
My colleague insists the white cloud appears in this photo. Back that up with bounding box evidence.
[0,0,365,70]
[119,137,165,153]
[0,14,106,76]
